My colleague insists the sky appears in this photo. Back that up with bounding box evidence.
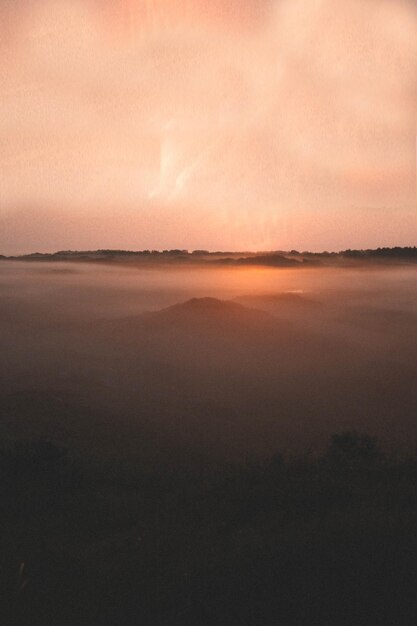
[0,0,416,254]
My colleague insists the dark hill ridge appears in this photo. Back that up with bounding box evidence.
[3,247,416,267]
[215,254,302,267]
[141,297,273,329]
[98,297,277,341]
[150,296,266,316]
[159,296,245,312]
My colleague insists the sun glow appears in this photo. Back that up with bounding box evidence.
[0,0,416,254]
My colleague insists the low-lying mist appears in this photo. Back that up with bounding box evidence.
[1,260,416,463]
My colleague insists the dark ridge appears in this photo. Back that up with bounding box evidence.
[143,297,272,324]
[2,247,416,267]
[104,298,275,337]
[159,297,248,313]
[216,254,301,267]
[342,246,417,258]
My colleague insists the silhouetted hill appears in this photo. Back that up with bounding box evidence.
[216,254,301,267]
[343,246,417,259]
[147,297,269,322]
[3,246,416,268]
[110,298,274,336]
[96,294,306,378]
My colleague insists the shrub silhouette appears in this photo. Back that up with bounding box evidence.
[325,431,383,466]
[3,433,417,625]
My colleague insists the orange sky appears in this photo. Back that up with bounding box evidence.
[0,0,416,254]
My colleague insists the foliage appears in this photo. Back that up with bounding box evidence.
[1,432,417,625]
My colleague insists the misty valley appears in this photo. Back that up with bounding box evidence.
[1,259,417,624]
[1,261,416,458]
[2,0,416,622]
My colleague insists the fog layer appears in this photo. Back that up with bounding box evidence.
[1,262,416,461]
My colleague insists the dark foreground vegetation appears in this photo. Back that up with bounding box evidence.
[3,432,417,625]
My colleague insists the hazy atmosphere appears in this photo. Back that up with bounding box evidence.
[1,260,416,457]
[1,0,417,254]
[2,2,417,624]
[1,255,417,624]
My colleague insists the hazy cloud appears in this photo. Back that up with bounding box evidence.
[0,0,416,253]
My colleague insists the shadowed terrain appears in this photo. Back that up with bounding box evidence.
[0,260,417,624]
[1,262,416,457]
